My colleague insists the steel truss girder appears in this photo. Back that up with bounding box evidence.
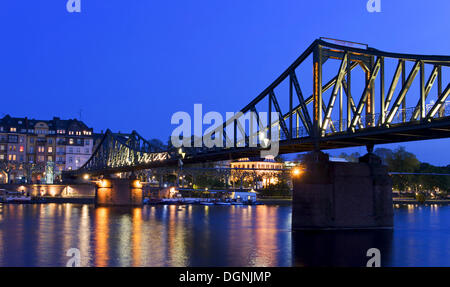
[74,129,171,174]
[426,84,450,120]
[66,39,450,176]
[291,72,313,134]
[386,61,422,124]
[350,57,382,130]
[411,65,439,120]
[269,90,290,138]
[322,53,348,132]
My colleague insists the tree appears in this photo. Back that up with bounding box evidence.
[374,148,393,165]
[148,139,166,152]
[385,147,420,191]
[0,160,17,183]
[22,162,45,183]
[337,152,361,163]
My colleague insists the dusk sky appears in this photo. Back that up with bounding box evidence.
[1,1,449,165]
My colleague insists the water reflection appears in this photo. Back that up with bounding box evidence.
[0,204,447,266]
[292,230,393,267]
[95,207,109,266]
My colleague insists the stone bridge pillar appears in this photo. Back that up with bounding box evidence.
[292,152,393,230]
[96,177,143,206]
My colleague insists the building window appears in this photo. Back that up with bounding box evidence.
[76,148,80,153]
[37,156,44,162]
[48,156,53,162]
[8,135,18,142]
[8,154,16,161]
[30,138,34,143]
[48,139,53,144]
[29,147,34,153]
[68,157,73,163]
[48,146,53,153]
[85,139,90,146]
[0,154,4,160]
[69,138,74,144]
[38,146,44,153]
[9,145,16,152]
[10,127,16,132]
[19,146,24,152]
[0,145,4,151]
[68,147,73,153]
[85,148,89,154]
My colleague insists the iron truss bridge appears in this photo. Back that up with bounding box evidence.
[67,38,450,176]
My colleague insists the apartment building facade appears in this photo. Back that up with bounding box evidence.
[0,115,94,183]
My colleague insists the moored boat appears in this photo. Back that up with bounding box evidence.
[216,201,231,206]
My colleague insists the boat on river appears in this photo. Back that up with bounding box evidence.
[0,190,32,204]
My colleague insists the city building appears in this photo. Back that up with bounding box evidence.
[230,157,284,189]
[0,115,94,183]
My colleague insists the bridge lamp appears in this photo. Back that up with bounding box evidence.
[292,167,302,177]
[178,148,186,159]
[83,174,90,180]
[132,180,142,188]
[99,179,111,188]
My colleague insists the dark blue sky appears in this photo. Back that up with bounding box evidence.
[1,1,449,165]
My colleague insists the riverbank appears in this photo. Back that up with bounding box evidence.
[0,196,448,205]
[260,197,450,205]
[392,198,450,205]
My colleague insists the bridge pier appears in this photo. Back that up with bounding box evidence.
[96,177,143,206]
[292,152,393,230]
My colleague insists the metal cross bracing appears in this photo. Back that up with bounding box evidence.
[68,129,176,176]
[67,39,450,176]
[194,38,450,156]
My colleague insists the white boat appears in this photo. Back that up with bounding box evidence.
[231,201,244,205]
[216,202,231,206]
[1,190,32,203]
[200,201,215,206]
[6,196,32,203]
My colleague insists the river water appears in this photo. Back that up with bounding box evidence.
[0,203,448,267]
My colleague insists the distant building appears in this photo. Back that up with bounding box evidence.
[0,115,94,183]
[230,157,283,189]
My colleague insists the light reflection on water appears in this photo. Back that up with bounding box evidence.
[0,203,448,267]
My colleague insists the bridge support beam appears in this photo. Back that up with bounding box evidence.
[96,178,143,206]
[292,152,393,230]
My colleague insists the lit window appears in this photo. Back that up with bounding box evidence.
[19,146,24,152]
[48,156,53,162]
[48,146,53,153]
[69,138,74,144]
[10,127,16,132]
